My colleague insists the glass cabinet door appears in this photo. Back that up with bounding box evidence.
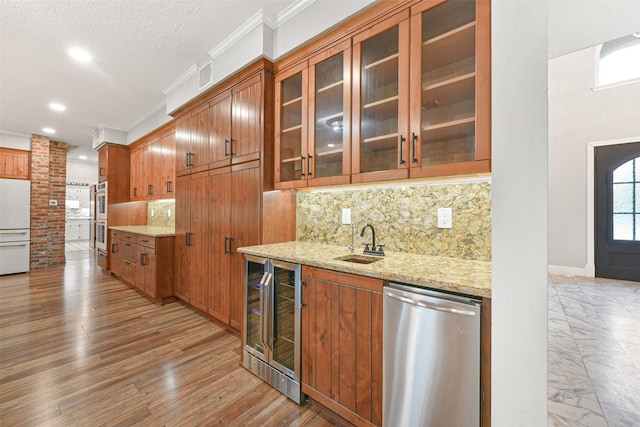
[275,66,308,188]
[353,16,409,180]
[419,0,476,166]
[271,261,300,378]
[308,42,351,185]
[244,257,267,356]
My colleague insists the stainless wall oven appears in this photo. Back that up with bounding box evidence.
[96,220,107,252]
[243,255,302,403]
[96,182,107,220]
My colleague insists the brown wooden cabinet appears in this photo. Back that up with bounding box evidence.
[172,59,295,334]
[275,40,352,189]
[274,0,490,186]
[130,122,176,200]
[110,229,175,304]
[0,147,30,180]
[301,266,383,427]
[97,143,130,203]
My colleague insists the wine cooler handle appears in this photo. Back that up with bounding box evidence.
[261,273,273,352]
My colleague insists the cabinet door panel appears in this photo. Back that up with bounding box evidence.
[175,115,191,177]
[189,174,209,311]
[229,161,261,330]
[143,249,157,298]
[191,104,210,173]
[231,75,262,164]
[209,91,232,169]
[174,177,190,301]
[208,170,231,323]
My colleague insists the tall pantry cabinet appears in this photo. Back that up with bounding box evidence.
[172,59,295,333]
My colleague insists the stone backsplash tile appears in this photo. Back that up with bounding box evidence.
[296,181,491,261]
[147,200,175,228]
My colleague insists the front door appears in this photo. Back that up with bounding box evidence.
[595,142,640,281]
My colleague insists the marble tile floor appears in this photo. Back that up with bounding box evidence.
[548,274,640,427]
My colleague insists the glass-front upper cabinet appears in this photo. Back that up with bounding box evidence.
[352,12,410,183]
[308,40,352,186]
[275,63,308,189]
[409,0,491,177]
[275,41,352,189]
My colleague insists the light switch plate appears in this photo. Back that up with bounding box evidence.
[342,208,351,225]
[438,208,452,228]
[167,209,172,218]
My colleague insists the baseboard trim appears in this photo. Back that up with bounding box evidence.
[548,265,586,276]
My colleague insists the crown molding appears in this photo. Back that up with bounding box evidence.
[209,10,276,59]
[277,0,315,26]
[162,64,198,95]
[126,101,168,132]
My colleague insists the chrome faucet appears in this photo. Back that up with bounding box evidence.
[360,224,384,256]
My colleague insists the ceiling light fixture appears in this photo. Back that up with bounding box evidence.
[42,127,56,134]
[78,155,88,160]
[68,48,92,62]
[49,103,66,111]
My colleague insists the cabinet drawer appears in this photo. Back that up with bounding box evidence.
[111,230,121,239]
[122,241,137,261]
[136,235,156,249]
[122,232,136,242]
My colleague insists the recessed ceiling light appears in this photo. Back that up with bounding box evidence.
[79,155,88,160]
[42,127,56,134]
[68,48,92,62]
[49,103,66,111]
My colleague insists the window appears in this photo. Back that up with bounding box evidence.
[612,156,640,241]
[597,33,640,87]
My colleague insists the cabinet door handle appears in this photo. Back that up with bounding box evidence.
[99,167,105,176]
[411,132,418,163]
[111,243,116,253]
[224,138,230,157]
[399,134,406,164]
[229,138,234,156]
[140,252,146,266]
[307,154,312,176]
[224,237,229,254]
[167,181,173,193]
[227,237,234,255]
[133,187,138,197]
[300,155,306,177]
[186,232,192,247]
[147,184,153,196]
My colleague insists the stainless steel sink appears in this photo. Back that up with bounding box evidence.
[334,254,383,264]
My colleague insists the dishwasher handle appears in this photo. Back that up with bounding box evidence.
[385,290,478,316]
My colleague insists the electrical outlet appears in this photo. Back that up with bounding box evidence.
[167,209,172,218]
[438,208,452,228]
[49,200,58,206]
[342,208,351,225]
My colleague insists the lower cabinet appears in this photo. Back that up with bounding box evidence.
[110,230,175,304]
[301,266,383,427]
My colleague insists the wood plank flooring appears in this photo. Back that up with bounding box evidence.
[0,249,345,426]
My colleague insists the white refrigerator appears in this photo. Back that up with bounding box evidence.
[0,178,31,275]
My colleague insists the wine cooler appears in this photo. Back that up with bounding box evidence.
[243,255,302,403]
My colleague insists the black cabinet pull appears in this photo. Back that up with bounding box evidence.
[300,155,306,177]
[227,237,234,255]
[133,187,138,197]
[111,243,116,253]
[224,138,230,157]
[229,138,234,156]
[224,237,229,254]
[411,132,418,163]
[307,154,312,176]
[140,252,146,266]
[186,232,192,247]
[167,181,173,193]
[185,152,190,167]
[147,184,153,196]
[399,134,406,164]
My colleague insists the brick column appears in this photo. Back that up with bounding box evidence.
[30,135,68,269]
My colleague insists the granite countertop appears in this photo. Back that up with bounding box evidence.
[238,241,491,298]
[109,225,176,238]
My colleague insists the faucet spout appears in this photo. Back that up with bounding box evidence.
[360,224,384,256]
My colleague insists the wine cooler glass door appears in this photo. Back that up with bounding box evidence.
[244,256,268,359]
[270,260,301,381]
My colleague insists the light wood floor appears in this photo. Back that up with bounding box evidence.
[0,249,345,427]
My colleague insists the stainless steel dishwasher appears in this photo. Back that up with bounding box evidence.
[383,282,482,427]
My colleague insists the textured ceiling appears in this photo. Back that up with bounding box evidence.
[0,0,295,162]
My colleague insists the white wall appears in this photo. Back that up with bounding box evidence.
[0,132,30,150]
[66,160,98,184]
[491,1,548,425]
[548,46,640,274]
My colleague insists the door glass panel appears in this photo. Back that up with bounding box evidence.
[612,157,639,241]
[272,265,296,371]
[360,27,399,173]
[421,0,476,166]
[245,260,266,354]
[314,53,345,179]
[279,72,304,182]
